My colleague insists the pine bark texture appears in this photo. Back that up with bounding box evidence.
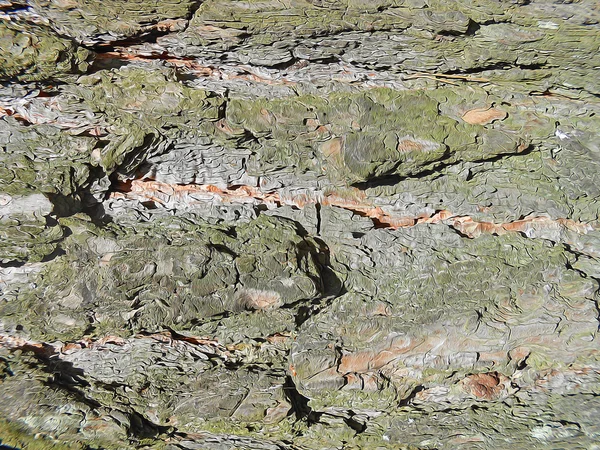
[1,0,600,448]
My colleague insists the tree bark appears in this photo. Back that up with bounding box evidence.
[1,1,600,448]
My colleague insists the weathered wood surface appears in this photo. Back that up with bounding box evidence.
[1,1,600,448]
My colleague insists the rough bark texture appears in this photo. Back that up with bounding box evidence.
[1,1,600,448]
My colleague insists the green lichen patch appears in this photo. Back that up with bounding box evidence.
[292,224,599,411]
[29,0,199,44]
[188,0,412,43]
[0,349,132,450]
[225,87,527,185]
[0,21,93,82]
[0,120,95,196]
[1,214,323,342]
[0,193,64,264]
[68,67,224,172]
[0,418,83,450]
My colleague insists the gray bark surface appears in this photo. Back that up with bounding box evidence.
[1,1,600,448]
